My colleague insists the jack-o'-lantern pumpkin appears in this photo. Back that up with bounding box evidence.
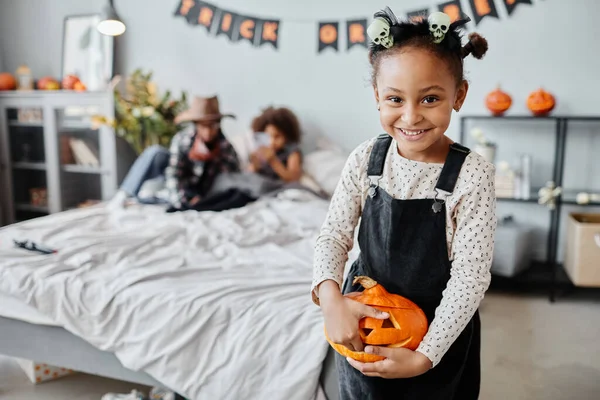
[324,276,428,363]
[527,88,555,116]
[485,86,512,116]
[0,73,17,91]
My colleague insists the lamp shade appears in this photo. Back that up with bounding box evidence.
[98,0,126,36]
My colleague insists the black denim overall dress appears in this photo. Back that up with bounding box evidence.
[336,135,481,400]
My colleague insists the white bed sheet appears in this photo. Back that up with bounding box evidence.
[0,189,346,400]
[0,292,57,326]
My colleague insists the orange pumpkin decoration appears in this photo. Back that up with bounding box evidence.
[324,276,428,363]
[73,81,87,92]
[0,72,17,91]
[527,88,555,116]
[485,86,512,116]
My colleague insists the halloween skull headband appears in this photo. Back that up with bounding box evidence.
[366,11,453,47]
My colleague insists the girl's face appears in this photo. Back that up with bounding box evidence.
[265,124,287,151]
[374,47,468,162]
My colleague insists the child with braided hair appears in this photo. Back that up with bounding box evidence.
[312,7,495,399]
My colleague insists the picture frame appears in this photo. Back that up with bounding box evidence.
[61,14,114,91]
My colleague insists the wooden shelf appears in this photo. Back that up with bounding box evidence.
[12,162,47,170]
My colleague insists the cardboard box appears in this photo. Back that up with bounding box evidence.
[564,213,600,287]
[16,358,76,384]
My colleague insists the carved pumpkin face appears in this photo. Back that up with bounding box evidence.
[527,88,555,116]
[324,276,428,363]
[485,86,512,116]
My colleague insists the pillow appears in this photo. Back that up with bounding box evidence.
[299,173,325,194]
[303,148,349,196]
[227,130,255,169]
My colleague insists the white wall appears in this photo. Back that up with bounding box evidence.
[1,0,599,261]
[2,0,599,147]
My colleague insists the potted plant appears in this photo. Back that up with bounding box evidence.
[93,69,187,154]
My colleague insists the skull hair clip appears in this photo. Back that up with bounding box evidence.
[367,17,393,48]
[428,12,451,43]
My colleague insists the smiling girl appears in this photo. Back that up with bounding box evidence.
[312,7,496,399]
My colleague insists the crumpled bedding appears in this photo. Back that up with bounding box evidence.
[0,189,335,400]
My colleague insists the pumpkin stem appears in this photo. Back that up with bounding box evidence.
[353,276,378,289]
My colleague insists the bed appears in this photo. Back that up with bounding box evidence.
[0,187,347,400]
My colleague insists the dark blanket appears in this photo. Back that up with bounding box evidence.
[166,188,256,213]
[165,172,327,213]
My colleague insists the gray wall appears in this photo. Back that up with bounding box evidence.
[1,0,599,261]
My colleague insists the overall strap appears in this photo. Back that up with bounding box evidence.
[367,134,393,177]
[435,142,471,195]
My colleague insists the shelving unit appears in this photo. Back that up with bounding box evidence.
[460,115,600,302]
[0,91,117,225]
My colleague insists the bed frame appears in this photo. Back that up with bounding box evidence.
[0,316,339,400]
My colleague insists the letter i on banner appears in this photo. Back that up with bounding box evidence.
[406,8,429,22]
[216,9,237,41]
[256,20,280,49]
[196,1,217,32]
[437,0,465,23]
[468,0,499,25]
[318,22,339,53]
[503,0,532,16]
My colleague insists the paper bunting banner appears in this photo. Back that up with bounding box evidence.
[195,1,217,32]
[173,0,543,53]
[406,8,429,22]
[318,22,339,53]
[235,15,258,44]
[215,9,237,41]
[346,19,368,50]
[257,20,280,48]
[503,0,533,16]
[438,0,465,23]
[469,0,499,25]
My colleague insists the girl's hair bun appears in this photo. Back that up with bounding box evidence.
[462,32,488,59]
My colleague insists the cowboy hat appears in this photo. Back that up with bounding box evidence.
[174,95,235,124]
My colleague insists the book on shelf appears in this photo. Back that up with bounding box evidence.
[66,137,99,167]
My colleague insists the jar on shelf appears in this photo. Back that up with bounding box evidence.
[15,64,34,90]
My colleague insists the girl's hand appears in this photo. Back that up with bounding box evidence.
[319,282,389,352]
[346,346,433,379]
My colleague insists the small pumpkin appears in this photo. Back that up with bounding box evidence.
[527,88,555,116]
[485,86,512,116]
[324,276,428,363]
[0,72,17,91]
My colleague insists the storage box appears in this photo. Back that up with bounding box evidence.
[16,358,75,384]
[491,217,534,277]
[565,213,600,287]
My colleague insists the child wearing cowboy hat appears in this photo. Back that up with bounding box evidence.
[110,95,240,209]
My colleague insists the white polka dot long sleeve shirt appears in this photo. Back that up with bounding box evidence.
[312,136,497,368]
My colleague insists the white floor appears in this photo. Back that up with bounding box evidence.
[1,291,600,400]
